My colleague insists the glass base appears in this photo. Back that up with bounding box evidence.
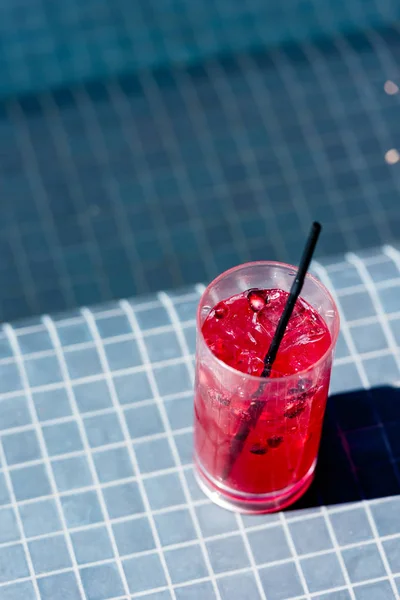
[194,456,316,514]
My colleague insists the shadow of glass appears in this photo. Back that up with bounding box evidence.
[289,386,400,512]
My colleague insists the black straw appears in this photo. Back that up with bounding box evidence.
[222,221,322,481]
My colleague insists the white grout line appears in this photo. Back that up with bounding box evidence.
[105,79,186,288]
[3,323,87,599]
[235,513,267,600]
[0,548,398,597]
[278,512,312,599]
[7,101,77,310]
[81,307,177,599]
[40,92,113,301]
[0,433,41,598]
[139,71,219,280]
[313,261,400,598]
[346,252,400,377]
[0,319,197,367]
[121,297,222,598]
[2,257,400,595]
[146,293,223,600]
[1,481,400,553]
[320,505,356,600]
[43,314,133,597]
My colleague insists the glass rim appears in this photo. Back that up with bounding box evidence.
[197,260,340,384]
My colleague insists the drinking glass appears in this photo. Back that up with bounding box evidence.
[194,261,340,513]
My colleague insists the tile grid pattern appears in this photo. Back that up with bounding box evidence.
[0,0,398,97]
[1,25,400,322]
[0,249,399,598]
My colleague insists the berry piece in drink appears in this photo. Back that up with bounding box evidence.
[267,435,284,448]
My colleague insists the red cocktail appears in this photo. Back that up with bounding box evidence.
[194,262,339,513]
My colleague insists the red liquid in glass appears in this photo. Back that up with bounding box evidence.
[194,288,332,499]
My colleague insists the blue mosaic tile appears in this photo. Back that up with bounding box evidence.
[123,553,167,594]
[95,314,131,338]
[81,563,125,600]
[354,580,397,599]
[378,285,399,314]
[64,348,103,379]
[343,543,386,583]
[155,508,196,546]
[125,404,164,439]
[174,298,199,322]
[371,498,400,536]
[183,326,196,354]
[113,516,155,555]
[328,508,373,545]
[326,265,363,290]
[0,363,22,394]
[19,499,61,537]
[165,544,208,584]
[104,339,142,371]
[367,259,399,283]
[334,331,350,359]
[0,337,13,360]
[153,363,192,396]
[176,581,216,600]
[114,371,153,404]
[71,526,114,565]
[0,544,29,583]
[25,355,63,386]
[52,455,93,491]
[314,592,352,600]
[2,430,41,465]
[141,592,172,599]
[382,537,400,573]
[185,468,204,502]
[329,363,363,394]
[248,525,291,564]
[165,394,193,430]
[144,331,182,362]
[259,562,304,600]
[144,472,185,510]
[301,553,346,593]
[350,322,388,353]
[135,437,175,473]
[195,503,238,537]
[103,481,144,518]
[42,421,83,455]
[33,387,72,420]
[339,292,375,321]
[61,491,104,527]
[57,322,93,346]
[391,318,400,347]
[135,306,171,330]
[29,535,72,575]
[0,508,19,543]
[83,412,124,447]
[174,431,193,465]
[289,516,333,554]
[362,355,399,386]
[241,512,280,528]
[73,380,112,412]
[0,395,31,430]
[38,571,81,600]
[207,535,250,574]
[11,464,51,501]
[17,330,52,354]
[218,571,262,600]
[93,446,134,483]
[0,581,37,600]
